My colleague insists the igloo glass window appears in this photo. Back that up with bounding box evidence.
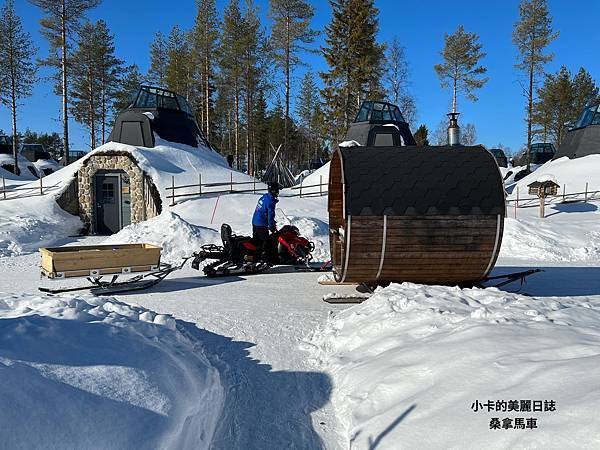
[134,87,183,112]
[574,104,600,128]
[353,101,406,124]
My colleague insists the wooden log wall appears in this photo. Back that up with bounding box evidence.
[339,214,503,284]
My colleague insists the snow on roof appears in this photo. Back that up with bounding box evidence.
[535,173,558,184]
[16,138,260,203]
[509,154,600,200]
[338,140,360,147]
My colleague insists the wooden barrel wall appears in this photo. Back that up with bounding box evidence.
[328,146,505,284]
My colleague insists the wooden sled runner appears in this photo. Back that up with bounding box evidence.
[39,244,187,295]
[321,269,544,304]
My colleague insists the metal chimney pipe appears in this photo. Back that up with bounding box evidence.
[447,112,461,146]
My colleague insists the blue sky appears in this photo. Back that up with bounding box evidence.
[1,0,599,152]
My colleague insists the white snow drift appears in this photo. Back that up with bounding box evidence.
[104,211,220,263]
[0,292,224,450]
[0,195,81,257]
[308,282,600,449]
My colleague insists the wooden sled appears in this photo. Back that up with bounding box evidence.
[39,244,187,295]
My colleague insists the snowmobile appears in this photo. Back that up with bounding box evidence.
[191,223,315,277]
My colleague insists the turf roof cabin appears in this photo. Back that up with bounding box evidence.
[328,100,506,285]
[57,151,162,235]
[56,86,213,235]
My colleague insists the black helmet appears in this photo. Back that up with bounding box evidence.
[268,181,280,196]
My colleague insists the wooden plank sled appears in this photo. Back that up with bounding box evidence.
[40,243,161,279]
[39,244,188,295]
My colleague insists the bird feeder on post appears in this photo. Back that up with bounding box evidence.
[528,179,560,218]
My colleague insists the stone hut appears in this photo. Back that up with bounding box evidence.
[57,150,161,235]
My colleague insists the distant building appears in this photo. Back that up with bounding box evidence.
[488,148,508,168]
[555,104,600,159]
[513,143,556,166]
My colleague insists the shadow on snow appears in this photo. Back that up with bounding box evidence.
[180,320,333,450]
[490,266,600,297]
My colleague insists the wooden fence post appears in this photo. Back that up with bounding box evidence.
[562,184,565,202]
[171,176,175,206]
[2,176,5,200]
[320,175,323,196]
[253,177,256,193]
[516,187,519,209]
[585,182,588,203]
[540,196,545,218]
[39,174,43,195]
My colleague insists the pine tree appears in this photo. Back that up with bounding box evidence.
[572,68,600,117]
[253,89,269,172]
[0,0,37,175]
[348,0,385,106]
[220,0,245,168]
[95,20,122,144]
[22,129,63,159]
[413,124,429,146]
[28,0,101,165]
[533,66,599,146]
[434,25,488,114]
[190,0,220,141]
[113,64,145,112]
[240,0,263,175]
[148,31,168,86]
[296,71,320,164]
[513,0,558,170]
[165,26,191,97]
[321,0,385,143]
[70,22,102,150]
[269,0,317,159]
[70,20,122,150]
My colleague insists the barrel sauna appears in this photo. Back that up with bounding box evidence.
[328,146,506,285]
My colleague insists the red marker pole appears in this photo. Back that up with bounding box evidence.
[211,195,221,224]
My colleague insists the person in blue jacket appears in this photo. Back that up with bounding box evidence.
[252,182,280,257]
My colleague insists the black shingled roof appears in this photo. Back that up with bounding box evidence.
[338,146,505,216]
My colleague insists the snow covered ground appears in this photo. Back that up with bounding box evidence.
[307,282,600,449]
[1,142,600,448]
[0,293,224,449]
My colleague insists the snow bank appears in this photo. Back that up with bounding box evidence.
[500,215,600,262]
[509,155,600,200]
[0,165,38,186]
[308,283,600,449]
[0,196,81,257]
[293,162,330,196]
[0,292,224,450]
[104,211,220,263]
